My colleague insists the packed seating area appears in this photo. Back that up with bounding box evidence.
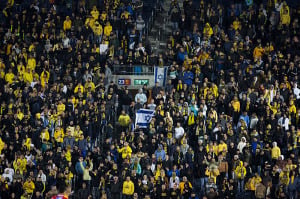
[0,0,300,199]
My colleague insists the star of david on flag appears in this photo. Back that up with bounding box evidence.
[154,66,168,87]
[135,109,155,128]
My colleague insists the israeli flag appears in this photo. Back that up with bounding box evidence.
[135,109,155,128]
[154,66,168,87]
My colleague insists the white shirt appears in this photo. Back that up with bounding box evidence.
[175,126,184,139]
[237,141,246,153]
[294,87,300,99]
[135,93,147,105]
[278,117,289,131]
[169,176,180,189]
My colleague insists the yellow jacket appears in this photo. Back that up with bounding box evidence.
[281,14,290,25]
[271,146,281,159]
[122,180,134,195]
[232,20,241,30]
[205,168,220,183]
[91,9,100,20]
[23,71,33,83]
[248,175,262,191]
[84,81,95,92]
[0,138,5,155]
[40,130,50,142]
[253,46,264,60]
[17,64,26,75]
[218,143,227,153]
[235,162,246,179]
[74,84,84,94]
[203,23,213,37]
[279,171,289,185]
[24,138,32,151]
[179,181,192,194]
[0,70,4,79]
[211,85,218,98]
[73,129,83,142]
[65,149,72,162]
[232,100,240,112]
[92,22,103,36]
[63,18,72,31]
[121,11,130,19]
[27,58,36,71]
[23,180,35,194]
[40,70,50,87]
[104,24,113,36]
[54,128,64,143]
[13,158,27,174]
[57,103,65,115]
[118,146,132,159]
[118,115,131,127]
[289,103,296,114]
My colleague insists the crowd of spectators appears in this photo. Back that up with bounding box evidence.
[0,0,300,199]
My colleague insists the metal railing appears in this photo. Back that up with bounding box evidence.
[111,65,154,75]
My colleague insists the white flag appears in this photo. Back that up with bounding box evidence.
[135,109,155,128]
[154,66,168,86]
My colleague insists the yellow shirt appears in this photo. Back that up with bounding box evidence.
[271,146,281,159]
[253,47,264,60]
[84,82,95,92]
[218,143,227,153]
[0,138,5,155]
[92,23,103,36]
[104,25,113,36]
[57,103,65,115]
[13,158,27,174]
[54,128,64,143]
[232,100,240,112]
[27,58,36,71]
[122,180,134,195]
[41,130,50,142]
[5,72,14,84]
[23,71,33,83]
[118,115,131,127]
[289,104,296,114]
[74,84,84,94]
[118,146,132,159]
[179,181,192,194]
[91,9,100,20]
[23,181,35,194]
[63,19,72,31]
[232,20,241,30]
[40,71,50,88]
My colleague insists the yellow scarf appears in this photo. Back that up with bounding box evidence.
[177,83,182,91]
[188,114,195,126]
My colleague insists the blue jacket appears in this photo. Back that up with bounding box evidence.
[155,149,166,161]
[75,161,87,175]
[130,163,142,175]
[177,51,187,64]
[239,115,250,127]
[183,71,194,86]
[167,169,180,177]
[189,105,198,116]
[251,141,263,156]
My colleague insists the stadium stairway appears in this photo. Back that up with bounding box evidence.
[146,0,173,54]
